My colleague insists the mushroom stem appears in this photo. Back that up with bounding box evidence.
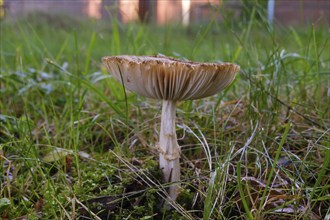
[159,100,181,201]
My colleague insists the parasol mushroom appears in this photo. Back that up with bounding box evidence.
[102,55,240,201]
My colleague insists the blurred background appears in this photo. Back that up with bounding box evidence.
[1,0,329,26]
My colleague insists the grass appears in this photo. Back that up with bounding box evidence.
[1,9,330,219]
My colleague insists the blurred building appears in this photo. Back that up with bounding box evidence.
[274,0,329,26]
[2,0,330,26]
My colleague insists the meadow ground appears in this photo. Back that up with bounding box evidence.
[0,11,329,219]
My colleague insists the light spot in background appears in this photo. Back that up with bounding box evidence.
[87,0,102,19]
[182,0,191,26]
[119,0,139,23]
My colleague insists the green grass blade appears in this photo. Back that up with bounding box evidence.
[310,136,330,208]
[84,32,96,74]
[259,123,291,210]
[203,168,219,220]
[237,162,254,220]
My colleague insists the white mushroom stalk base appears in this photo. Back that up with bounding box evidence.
[159,100,181,201]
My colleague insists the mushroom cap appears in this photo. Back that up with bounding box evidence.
[102,55,240,101]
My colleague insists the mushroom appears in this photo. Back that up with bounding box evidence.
[102,55,240,201]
